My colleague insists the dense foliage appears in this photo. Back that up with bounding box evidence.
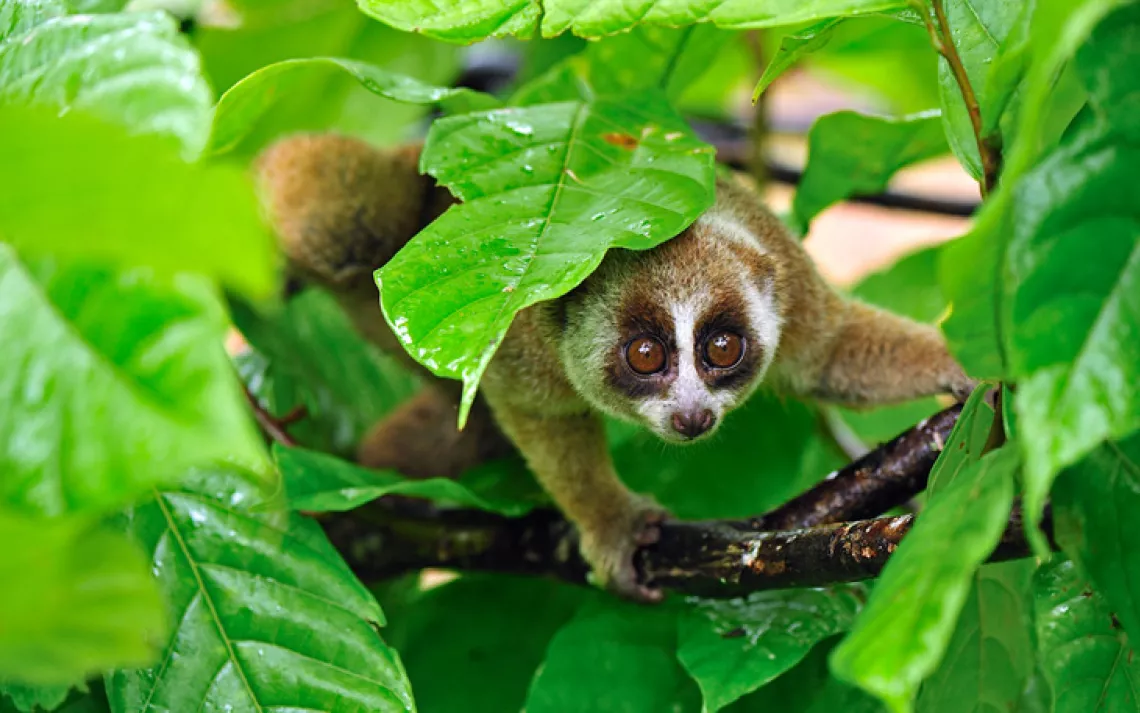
[0,0,1137,711]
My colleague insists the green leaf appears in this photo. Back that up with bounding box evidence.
[0,2,211,151]
[925,384,995,494]
[376,574,587,713]
[752,19,843,102]
[274,444,542,515]
[206,56,499,156]
[1035,560,1140,713]
[939,0,1136,382]
[106,466,415,712]
[678,586,864,712]
[378,91,716,425]
[525,599,700,713]
[0,681,76,713]
[0,246,266,517]
[0,512,164,686]
[359,0,910,42]
[231,289,421,457]
[572,24,727,101]
[830,447,1018,713]
[1053,434,1140,640]
[914,561,1036,713]
[612,392,844,520]
[727,637,885,713]
[933,0,1022,180]
[791,110,946,232]
[1003,6,1140,545]
[0,108,275,298]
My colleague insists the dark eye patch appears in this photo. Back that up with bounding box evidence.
[604,297,676,398]
[695,299,762,390]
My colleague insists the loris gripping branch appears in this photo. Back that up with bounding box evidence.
[257,134,975,602]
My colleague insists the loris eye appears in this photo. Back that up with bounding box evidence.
[626,336,667,375]
[704,331,745,369]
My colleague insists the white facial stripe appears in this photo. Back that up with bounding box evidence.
[669,297,707,411]
[742,279,782,373]
[697,212,764,252]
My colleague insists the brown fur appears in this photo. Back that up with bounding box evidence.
[255,134,974,601]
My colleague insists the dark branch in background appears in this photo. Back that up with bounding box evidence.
[243,386,305,448]
[915,0,1002,195]
[318,404,1051,598]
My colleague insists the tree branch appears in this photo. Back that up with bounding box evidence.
[317,403,1052,599]
[243,386,305,447]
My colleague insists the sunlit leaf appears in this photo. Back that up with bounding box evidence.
[0,512,164,686]
[106,466,415,712]
[378,91,715,425]
[0,1,211,151]
[0,246,267,517]
[752,18,843,102]
[358,0,910,42]
[0,108,275,298]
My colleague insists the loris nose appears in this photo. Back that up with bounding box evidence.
[671,409,716,439]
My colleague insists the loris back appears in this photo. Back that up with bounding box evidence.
[257,134,974,601]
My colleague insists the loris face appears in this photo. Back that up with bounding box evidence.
[558,215,783,443]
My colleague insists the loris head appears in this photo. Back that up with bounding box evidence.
[558,212,784,443]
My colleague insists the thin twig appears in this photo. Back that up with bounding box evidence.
[243,386,304,447]
[917,0,1002,195]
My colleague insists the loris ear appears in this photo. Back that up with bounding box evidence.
[255,135,452,292]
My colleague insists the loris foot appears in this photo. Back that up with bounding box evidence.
[578,498,668,603]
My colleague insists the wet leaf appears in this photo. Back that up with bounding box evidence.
[0,245,266,517]
[678,586,865,711]
[378,91,715,425]
[106,466,415,712]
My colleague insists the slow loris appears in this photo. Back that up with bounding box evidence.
[257,134,974,602]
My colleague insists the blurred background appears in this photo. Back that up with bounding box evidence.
[184,0,977,290]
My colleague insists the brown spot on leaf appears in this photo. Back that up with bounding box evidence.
[602,132,638,150]
[721,627,746,639]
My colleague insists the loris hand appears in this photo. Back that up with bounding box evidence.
[578,494,668,603]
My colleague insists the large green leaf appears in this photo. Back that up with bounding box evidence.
[1052,434,1140,640]
[728,637,884,713]
[939,0,1133,380]
[830,447,1018,713]
[0,512,164,686]
[231,290,421,457]
[914,561,1036,713]
[378,91,716,425]
[791,110,947,232]
[0,681,76,713]
[1035,560,1140,713]
[106,466,415,712]
[0,246,266,517]
[360,0,910,41]
[525,600,700,713]
[0,1,211,151]
[0,108,275,297]
[274,444,542,515]
[206,56,498,155]
[932,0,1021,181]
[678,586,864,712]
[376,574,587,713]
[1003,5,1140,548]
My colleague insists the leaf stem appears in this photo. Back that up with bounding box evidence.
[917,0,1002,195]
[242,386,304,447]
